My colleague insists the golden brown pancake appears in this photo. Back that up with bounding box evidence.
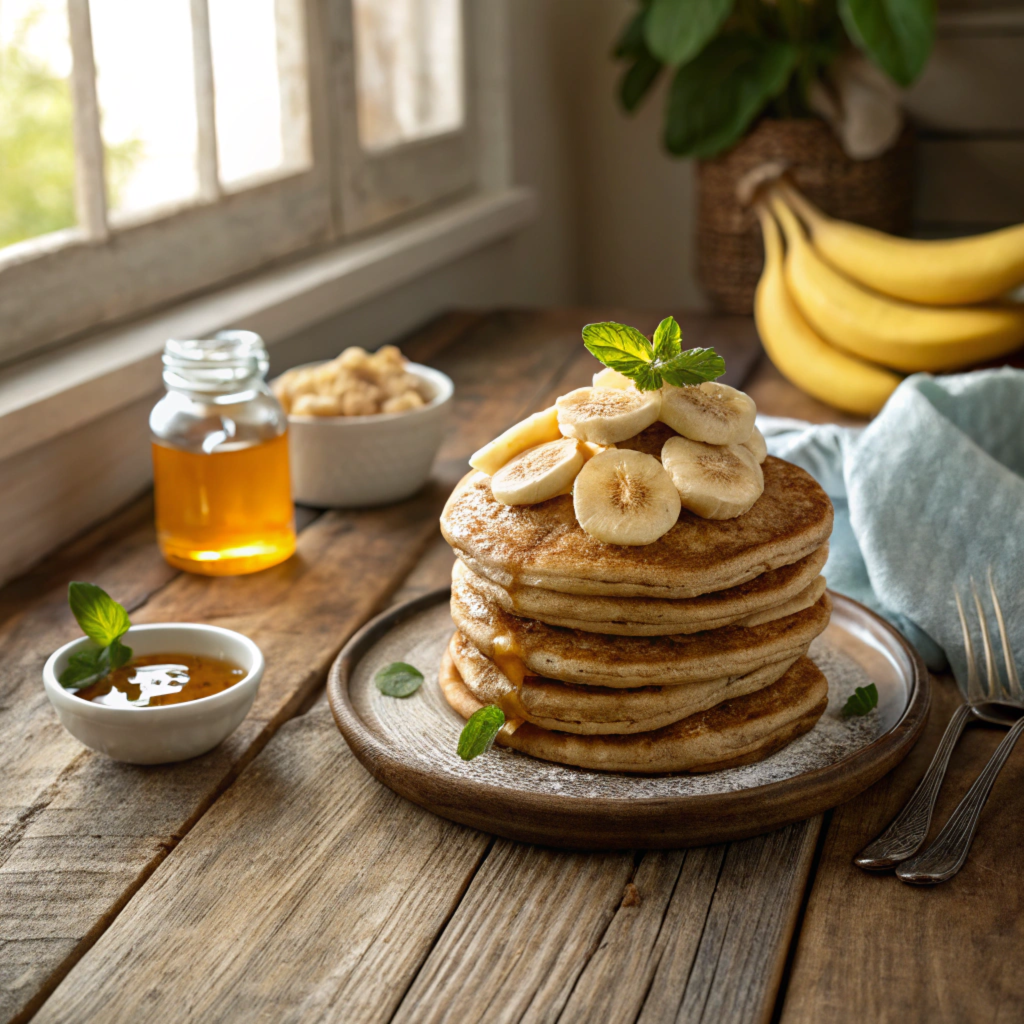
[451,572,832,687]
[439,647,829,773]
[452,547,828,635]
[449,632,798,735]
[441,457,833,599]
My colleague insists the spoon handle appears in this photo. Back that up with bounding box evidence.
[897,715,1024,885]
[854,703,972,871]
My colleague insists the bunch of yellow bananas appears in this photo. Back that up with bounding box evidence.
[753,182,1024,417]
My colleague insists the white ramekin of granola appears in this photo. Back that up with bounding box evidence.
[275,346,453,507]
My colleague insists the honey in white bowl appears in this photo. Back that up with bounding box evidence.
[74,653,247,708]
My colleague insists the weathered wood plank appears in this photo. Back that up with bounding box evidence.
[0,311,579,1024]
[392,843,637,1024]
[387,823,818,1024]
[30,707,492,1024]
[780,674,1024,1024]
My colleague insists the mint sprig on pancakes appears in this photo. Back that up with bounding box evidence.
[582,316,725,391]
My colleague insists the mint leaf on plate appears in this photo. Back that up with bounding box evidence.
[842,684,878,717]
[457,705,506,760]
[68,582,131,647]
[374,661,424,698]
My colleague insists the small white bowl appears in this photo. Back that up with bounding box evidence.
[42,624,264,764]
[284,361,453,507]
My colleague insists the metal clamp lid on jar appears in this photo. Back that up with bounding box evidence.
[162,331,270,393]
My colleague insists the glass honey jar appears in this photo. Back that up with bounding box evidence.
[150,331,296,575]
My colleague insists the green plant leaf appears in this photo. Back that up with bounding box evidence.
[59,646,109,689]
[665,34,797,158]
[583,320,724,391]
[67,582,131,647]
[457,705,506,760]
[374,661,425,698]
[613,7,647,58]
[839,0,934,87]
[660,348,727,387]
[107,638,133,671]
[651,316,682,362]
[842,683,879,717]
[582,322,654,379]
[645,0,735,67]
[620,50,663,111]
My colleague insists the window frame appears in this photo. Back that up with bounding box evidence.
[0,0,497,365]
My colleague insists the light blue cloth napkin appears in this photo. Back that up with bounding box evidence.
[760,368,1024,687]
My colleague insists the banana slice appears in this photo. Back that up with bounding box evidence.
[592,367,635,389]
[660,382,756,446]
[557,387,661,445]
[490,438,586,506]
[662,436,764,520]
[573,449,681,545]
[742,425,768,464]
[469,406,561,475]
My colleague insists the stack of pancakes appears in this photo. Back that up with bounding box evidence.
[439,455,835,773]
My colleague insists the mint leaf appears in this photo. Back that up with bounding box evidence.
[68,582,131,647]
[107,637,133,670]
[59,646,109,689]
[457,705,505,760]
[842,684,879,717]
[375,661,424,698]
[582,321,654,380]
[583,319,725,391]
[652,316,682,362]
[660,347,726,387]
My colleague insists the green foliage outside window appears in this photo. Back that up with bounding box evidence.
[0,6,141,249]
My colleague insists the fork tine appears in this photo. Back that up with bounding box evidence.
[987,568,1021,700]
[955,587,983,702]
[971,577,1000,700]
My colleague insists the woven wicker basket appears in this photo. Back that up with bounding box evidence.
[697,118,914,314]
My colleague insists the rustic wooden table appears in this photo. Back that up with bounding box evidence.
[3,310,1022,1024]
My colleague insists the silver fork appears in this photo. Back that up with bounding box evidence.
[855,571,1024,875]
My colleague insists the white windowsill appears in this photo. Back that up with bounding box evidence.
[0,187,535,464]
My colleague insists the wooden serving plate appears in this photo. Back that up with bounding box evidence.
[327,588,929,849]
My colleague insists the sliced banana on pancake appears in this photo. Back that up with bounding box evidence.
[660,382,756,446]
[742,425,768,464]
[490,438,587,506]
[662,436,764,520]
[573,448,680,545]
[592,367,635,389]
[469,406,561,475]
[557,386,661,445]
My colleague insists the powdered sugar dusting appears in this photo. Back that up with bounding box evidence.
[349,599,909,802]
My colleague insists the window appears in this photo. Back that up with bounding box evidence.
[0,0,498,364]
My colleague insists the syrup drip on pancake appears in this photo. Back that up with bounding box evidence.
[489,635,530,733]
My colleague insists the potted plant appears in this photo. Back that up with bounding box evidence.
[614,0,936,313]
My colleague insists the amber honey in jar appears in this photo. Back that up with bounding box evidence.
[150,331,296,575]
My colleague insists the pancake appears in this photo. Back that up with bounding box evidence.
[449,632,799,735]
[441,456,833,600]
[452,547,828,635]
[451,572,832,687]
[439,647,829,773]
